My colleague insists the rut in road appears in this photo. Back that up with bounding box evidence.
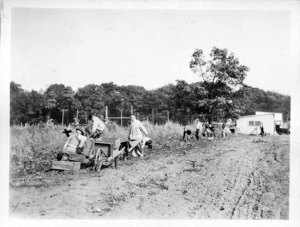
[102,137,263,218]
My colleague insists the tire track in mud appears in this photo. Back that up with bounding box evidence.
[235,135,290,219]
[102,136,264,218]
[230,171,253,218]
[183,138,261,219]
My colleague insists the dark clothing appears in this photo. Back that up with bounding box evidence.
[208,125,216,138]
[62,129,72,137]
[56,152,86,162]
[182,129,192,141]
[90,130,103,139]
[260,126,265,137]
[145,139,153,149]
[195,129,200,140]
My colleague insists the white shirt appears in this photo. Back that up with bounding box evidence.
[128,119,148,141]
[92,117,106,133]
[196,121,202,130]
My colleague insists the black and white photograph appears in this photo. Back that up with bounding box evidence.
[1,0,300,224]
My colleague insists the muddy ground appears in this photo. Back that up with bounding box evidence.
[9,134,289,219]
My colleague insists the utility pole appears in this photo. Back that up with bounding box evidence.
[76,109,79,118]
[61,109,66,126]
[131,105,133,115]
[105,106,108,119]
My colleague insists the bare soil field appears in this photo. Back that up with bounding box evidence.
[9,134,289,219]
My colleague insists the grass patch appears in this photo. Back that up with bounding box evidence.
[10,121,190,176]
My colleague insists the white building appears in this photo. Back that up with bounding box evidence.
[236,113,277,135]
[255,111,283,125]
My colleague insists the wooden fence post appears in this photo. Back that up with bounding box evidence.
[167,110,169,122]
[152,108,155,125]
[120,109,123,127]
[62,109,65,127]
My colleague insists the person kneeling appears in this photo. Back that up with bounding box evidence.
[142,137,153,150]
[182,127,192,142]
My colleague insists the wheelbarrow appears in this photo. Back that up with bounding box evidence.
[51,137,126,172]
[93,137,126,171]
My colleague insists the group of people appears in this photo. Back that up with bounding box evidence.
[58,114,151,162]
[183,119,232,142]
[58,114,106,162]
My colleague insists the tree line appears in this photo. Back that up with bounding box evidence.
[10,47,290,126]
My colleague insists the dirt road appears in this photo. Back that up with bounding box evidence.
[9,134,289,219]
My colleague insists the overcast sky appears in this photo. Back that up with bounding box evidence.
[11,8,292,94]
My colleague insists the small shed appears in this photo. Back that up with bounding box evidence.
[236,113,276,135]
[255,111,283,125]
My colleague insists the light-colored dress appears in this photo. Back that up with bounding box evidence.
[128,120,148,141]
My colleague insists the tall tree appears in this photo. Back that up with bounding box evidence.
[190,47,249,122]
[118,85,147,116]
[74,84,106,122]
[10,82,28,125]
[26,90,45,124]
[44,84,74,123]
[101,82,124,117]
[153,84,177,122]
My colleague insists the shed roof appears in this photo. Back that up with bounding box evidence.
[255,111,282,115]
[238,113,275,119]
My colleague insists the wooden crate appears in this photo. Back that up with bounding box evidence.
[51,161,81,171]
